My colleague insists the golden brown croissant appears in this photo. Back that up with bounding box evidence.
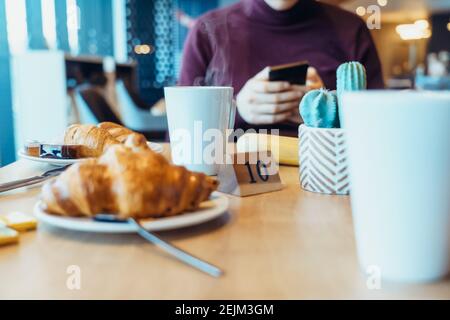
[41,144,218,219]
[64,123,148,157]
[98,122,147,148]
[64,124,119,158]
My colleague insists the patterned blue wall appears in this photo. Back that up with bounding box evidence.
[77,0,114,56]
[25,0,46,49]
[175,0,218,52]
[0,0,15,165]
[126,0,222,104]
[55,0,70,51]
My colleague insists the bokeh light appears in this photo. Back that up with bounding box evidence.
[356,6,366,16]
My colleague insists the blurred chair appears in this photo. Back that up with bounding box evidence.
[68,55,168,140]
[75,85,122,125]
[72,83,167,141]
[115,79,155,131]
[114,80,168,138]
[415,75,450,90]
[71,90,97,125]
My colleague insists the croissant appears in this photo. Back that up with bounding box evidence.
[41,143,218,219]
[97,122,147,147]
[64,123,148,157]
[64,124,119,158]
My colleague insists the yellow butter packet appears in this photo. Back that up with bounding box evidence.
[0,212,38,232]
[0,225,19,246]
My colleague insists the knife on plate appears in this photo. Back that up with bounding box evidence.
[0,165,70,193]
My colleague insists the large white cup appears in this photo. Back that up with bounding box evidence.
[164,86,235,175]
[342,91,450,283]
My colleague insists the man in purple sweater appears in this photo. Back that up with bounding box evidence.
[179,0,384,136]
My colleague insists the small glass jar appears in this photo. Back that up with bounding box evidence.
[24,141,40,157]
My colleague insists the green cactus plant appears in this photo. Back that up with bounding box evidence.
[300,88,339,128]
[336,61,367,126]
[336,62,367,99]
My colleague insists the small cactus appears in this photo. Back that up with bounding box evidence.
[300,89,339,128]
[336,61,367,102]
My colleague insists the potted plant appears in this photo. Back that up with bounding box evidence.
[298,62,366,195]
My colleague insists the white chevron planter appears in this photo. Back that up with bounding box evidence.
[298,124,349,195]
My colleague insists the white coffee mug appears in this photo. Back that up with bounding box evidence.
[164,86,235,175]
[342,91,450,283]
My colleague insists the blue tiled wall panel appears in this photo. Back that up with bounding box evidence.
[77,0,114,56]
[55,0,70,51]
[0,0,15,166]
[25,0,46,49]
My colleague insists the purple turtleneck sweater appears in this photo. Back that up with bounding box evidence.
[179,0,384,135]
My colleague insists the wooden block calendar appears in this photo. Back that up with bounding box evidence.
[217,151,283,197]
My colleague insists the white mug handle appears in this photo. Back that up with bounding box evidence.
[229,99,237,130]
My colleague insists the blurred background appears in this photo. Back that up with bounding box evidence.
[0,0,449,166]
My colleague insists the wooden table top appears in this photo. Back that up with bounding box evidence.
[0,145,449,299]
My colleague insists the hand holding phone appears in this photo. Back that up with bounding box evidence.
[236,65,323,125]
[268,61,309,85]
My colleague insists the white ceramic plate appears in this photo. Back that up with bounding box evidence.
[18,142,164,166]
[33,193,229,233]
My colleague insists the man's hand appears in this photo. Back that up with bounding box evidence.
[236,66,324,125]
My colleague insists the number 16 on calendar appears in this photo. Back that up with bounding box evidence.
[217,151,283,197]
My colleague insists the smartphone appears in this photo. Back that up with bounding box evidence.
[268,60,309,85]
